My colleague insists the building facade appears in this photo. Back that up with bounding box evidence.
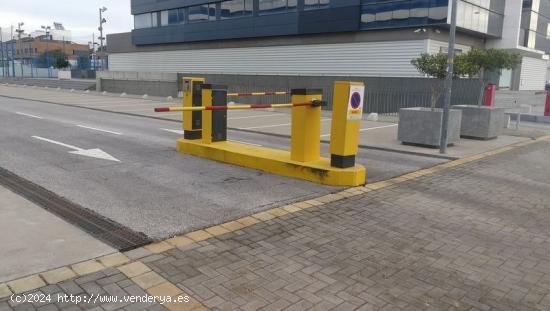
[1,37,89,64]
[106,0,550,90]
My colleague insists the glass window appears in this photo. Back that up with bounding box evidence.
[288,0,297,10]
[454,0,502,35]
[189,4,216,22]
[134,13,153,29]
[259,0,297,15]
[168,9,185,24]
[221,0,253,19]
[305,0,330,10]
[179,8,186,22]
[160,10,168,26]
[152,12,158,26]
[361,4,376,25]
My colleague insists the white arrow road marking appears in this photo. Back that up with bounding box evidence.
[76,125,122,135]
[16,112,43,119]
[161,128,185,135]
[31,136,120,162]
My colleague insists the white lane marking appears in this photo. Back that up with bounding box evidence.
[238,123,291,130]
[358,124,398,131]
[76,125,122,135]
[89,103,159,108]
[228,139,263,147]
[16,112,43,119]
[161,128,185,135]
[32,136,120,162]
[319,124,398,137]
[238,119,331,130]
[228,114,281,120]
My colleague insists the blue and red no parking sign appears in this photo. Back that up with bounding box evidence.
[347,86,364,120]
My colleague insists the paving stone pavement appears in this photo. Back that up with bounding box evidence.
[143,140,550,311]
[2,140,550,311]
[0,268,168,311]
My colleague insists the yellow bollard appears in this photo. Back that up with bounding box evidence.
[182,77,205,140]
[330,81,365,168]
[290,89,323,162]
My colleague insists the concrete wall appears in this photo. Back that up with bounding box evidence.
[97,71,179,97]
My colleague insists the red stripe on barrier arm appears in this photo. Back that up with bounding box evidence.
[154,107,170,112]
[250,104,272,109]
[207,106,230,111]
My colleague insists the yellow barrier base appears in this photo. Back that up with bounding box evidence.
[177,139,366,186]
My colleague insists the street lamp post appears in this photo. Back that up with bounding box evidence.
[10,26,15,77]
[29,42,34,78]
[439,0,458,154]
[89,33,99,71]
[16,22,24,77]
[41,25,51,78]
[98,6,107,70]
[0,27,4,77]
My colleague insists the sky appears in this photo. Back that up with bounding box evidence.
[0,0,133,44]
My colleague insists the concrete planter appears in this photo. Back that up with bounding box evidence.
[454,105,505,139]
[398,107,462,147]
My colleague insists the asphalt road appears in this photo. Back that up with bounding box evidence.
[0,96,445,240]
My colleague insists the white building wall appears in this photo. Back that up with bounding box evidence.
[109,40,430,77]
[519,56,547,90]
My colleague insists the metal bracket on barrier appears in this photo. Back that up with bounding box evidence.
[311,100,326,107]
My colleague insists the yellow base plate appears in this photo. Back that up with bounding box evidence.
[177,139,366,186]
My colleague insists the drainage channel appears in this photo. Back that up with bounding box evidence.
[0,166,151,251]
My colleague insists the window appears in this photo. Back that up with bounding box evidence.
[152,12,158,26]
[134,13,154,29]
[161,10,168,26]
[168,8,185,24]
[189,4,216,22]
[259,0,297,15]
[304,0,329,10]
[221,0,253,19]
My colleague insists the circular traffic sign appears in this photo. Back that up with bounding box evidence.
[350,92,362,109]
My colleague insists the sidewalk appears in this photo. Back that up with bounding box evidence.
[0,184,114,283]
[2,137,550,310]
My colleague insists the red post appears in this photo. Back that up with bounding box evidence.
[545,91,550,116]
[483,83,496,107]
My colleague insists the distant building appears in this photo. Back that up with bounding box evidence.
[30,22,72,42]
[1,36,89,66]
[106,0,550,91]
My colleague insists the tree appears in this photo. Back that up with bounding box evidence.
[461,49,520,106]
[411,53,466,110]
[36,49,69,69]
[54,57,69,69]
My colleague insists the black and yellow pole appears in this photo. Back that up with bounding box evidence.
[330,81,365,168]
[200,84,228,144]
[182,77,205,140]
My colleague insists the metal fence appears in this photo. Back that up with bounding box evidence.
[178,73,483,121]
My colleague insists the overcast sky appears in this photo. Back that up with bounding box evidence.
[0,0,133,44]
